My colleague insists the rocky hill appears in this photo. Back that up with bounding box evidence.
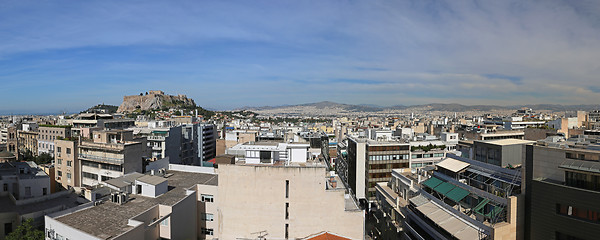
[117,90,196,113]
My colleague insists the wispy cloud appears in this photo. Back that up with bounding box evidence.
[1,0,600,112]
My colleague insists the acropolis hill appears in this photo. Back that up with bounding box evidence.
[117,90,196,113]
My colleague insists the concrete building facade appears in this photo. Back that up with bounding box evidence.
[54,139,79,190]
[38,125,71,157]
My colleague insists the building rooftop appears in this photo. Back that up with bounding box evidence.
[0,192,84,215]
[54,170,217,239]
[482,139,534,146]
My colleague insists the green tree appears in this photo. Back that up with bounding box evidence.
[6,219,44,240]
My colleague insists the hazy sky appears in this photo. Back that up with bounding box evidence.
[1,0,600,113]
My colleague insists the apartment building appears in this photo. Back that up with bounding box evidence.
[197,124,216,164]
[376,155,524,240]
[17,130,38,157]
[38,125,71,157]
[79,130,146,187]
[525,137,600,239]
[473,139,533,167]
[142,124,198,165]
[346,136,411,203]
[54,139,79,190]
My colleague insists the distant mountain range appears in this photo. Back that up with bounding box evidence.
[239,101,600,115]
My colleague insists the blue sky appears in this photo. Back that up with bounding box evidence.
[1,0,600,113]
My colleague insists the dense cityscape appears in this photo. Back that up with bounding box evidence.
[1,90,599,239]
[2,1,600,240]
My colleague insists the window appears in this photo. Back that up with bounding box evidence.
[2,184,7,192]
[57,171,62,177]
[57,147,61,153]
[285,224,289,239]
[201,228,214,235]
[285,203,289,219]
[202,213,214,221]
[201,194,214,202]
[101,175,113,181]
[66,148,71,154]
[556,203,600,223]
[67,173,72,179]
[82,160,98,168]
[160,218,169,226]
[57,159,62,165]
[286,180,289,198]
[101,163,122,172]
[83,172,98,180]
[260,151,271,163]
[67,161,72,167]
[4,223,12,235]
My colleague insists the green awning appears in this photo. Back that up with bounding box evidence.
[446,186,470,203]
[433,182,456,195]
[422,177,444,189]
[473,198,490,213]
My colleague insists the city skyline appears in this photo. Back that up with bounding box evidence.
[2,0,600,114]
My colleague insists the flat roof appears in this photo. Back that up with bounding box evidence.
[0,193,83,215]
[436,158,470,173]
[481,139,534,146]
[136,175,167,185]
[55,170,217,239]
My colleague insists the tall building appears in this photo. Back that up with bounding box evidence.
[525,137,600,239]
[346,136,411,203]
[197,124,216,164]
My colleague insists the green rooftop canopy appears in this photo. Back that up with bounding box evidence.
[485,206,505,218]
[433,182,456,195]
[446,186,470,203]
[473,198,490,213]
[422,177,444,189]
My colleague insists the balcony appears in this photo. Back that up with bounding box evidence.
[148,135,166,141]
[79,153,124,165]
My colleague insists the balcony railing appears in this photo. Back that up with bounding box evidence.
[79,153,124,165]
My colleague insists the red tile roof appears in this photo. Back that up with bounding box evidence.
[303,232,353,240]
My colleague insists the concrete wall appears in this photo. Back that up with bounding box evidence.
[217,164,364,240]
[169,192,198,240]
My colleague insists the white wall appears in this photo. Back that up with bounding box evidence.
[45,216,102,240]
